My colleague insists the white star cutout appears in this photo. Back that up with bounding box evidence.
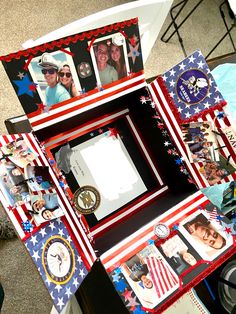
[73,277,79,288]
[65,287,73,298]
[39,228,47,238]
[77,255,83,264]
[45,277,51,287]
[49,222,56,231]
[56,217,62,224]
[214,86,219,92]
[30,235,38,246]
[204,101,210,109]
[194,107,201,114]
[162,74,168,81]
[179,62,186,70]
[178,106,183,113]
[188,55,196,63]
[57,297,65,310]
[214,95,221,103]
[207,91,212,98]
[164,141,171,146]
[79,268,86,279]
[58,228,65,237]
[17,72,24,79]
[169,69,176,76]
[67,236,72,243]
[185,111,191,118]
[197,60,204,69]
[169,79,175,87]
[32,250,40,262]
[169,91,175,98]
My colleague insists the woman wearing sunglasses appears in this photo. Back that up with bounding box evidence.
[58,64,79,98]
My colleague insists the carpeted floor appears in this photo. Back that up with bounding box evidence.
[0,0,235,313]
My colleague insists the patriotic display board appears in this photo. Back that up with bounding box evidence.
[0,133,96,312]
[149,49,236,189]
[0,18,236,314]
[102,191,235,313]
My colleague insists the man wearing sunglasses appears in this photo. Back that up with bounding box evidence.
[38,53,70,107]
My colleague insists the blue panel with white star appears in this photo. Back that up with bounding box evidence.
[161,50,226,123]
[25,218,88,313]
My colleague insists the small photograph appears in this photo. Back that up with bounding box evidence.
[121,244,179,309]
[0,161,30,206]
[199,155,236,185]
[24,165,55,191]
[181,122,215,144]
[159,234,201,275]
[187,141,218,163]
[28,50,81,109]
[1,137,38,168]
[90,33,130,86]
[29,191,64,226]
[179,211,232,261]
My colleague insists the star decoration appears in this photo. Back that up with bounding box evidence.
[122,289,133,301]
[22,220,33,233]
[126,296,139,307]
[108,128,119,138]
[17,72,24,79]
[175,158,183,165]
[13,74,35,97]
[115,279,127,292]
[129,34,139,46]
[172,224,179,231]
[217,111,225,119]
[128,43,140,64]
[112,272,121,283]
[148,239,155,245]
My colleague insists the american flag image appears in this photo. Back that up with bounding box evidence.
[161,49,226,123]
[146,256,179,299]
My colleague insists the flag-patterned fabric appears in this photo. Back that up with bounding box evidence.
[146,256,178,299]
[161,50,226,123]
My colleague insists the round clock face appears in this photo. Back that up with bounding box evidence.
[42,236,75,284]
[154,223,170,239]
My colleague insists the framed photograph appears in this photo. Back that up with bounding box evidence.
[29,190,65,226]
[120,244,179,309]
[90,33,130,87]
[178,210,233,261]
[158,232,201,275]
[45,108,167,235]
[0,160,30,206]
[28,49,81,109]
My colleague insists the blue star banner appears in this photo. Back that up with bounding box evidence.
[160,50,226,123]
[25,218,88,313]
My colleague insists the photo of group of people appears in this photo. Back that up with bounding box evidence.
[121,244,179,309]
[181,122,218,163]
[28,32,131,111]
[0,139,64,226]
[91,34,129,86]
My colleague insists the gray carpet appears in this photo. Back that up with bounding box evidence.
[0,0,235,313]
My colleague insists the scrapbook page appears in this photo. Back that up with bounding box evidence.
[149,50,236,189]
[0,18,145,134]
[105,191,235,313]
[0,133,96,312]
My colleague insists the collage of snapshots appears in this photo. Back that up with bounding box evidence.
[0,138,63,226]
[181,121,236,185]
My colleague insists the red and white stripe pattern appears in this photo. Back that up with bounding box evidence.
[29,72,146,131]
[101,191,209,271]
[149,78,236,188]
[146,256,178,299]
[0,133,97,269]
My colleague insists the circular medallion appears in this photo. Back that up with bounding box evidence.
[73,185,100,215]
[112,33,124,46]
[42,235,75,285]
[154,223,170,239]
[77,62,92,78]
[176,69,209,105]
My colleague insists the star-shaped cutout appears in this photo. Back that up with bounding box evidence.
[128,43,140,64]
[57,297,65,310]
[115,279,127,292]
[17,72,24,79]
[13,74,35,97]
[58,228,65,237]
[39,228,47,238]
[32,250,40,262]
[122,289,133,301]
[112,272,121,283]
[65,287,73,298]
[108,128,119,138]
[126,296,139,307]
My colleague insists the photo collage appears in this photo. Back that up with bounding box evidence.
[180,121,236,185]
[110,203,234,312]
[0,137,64,227]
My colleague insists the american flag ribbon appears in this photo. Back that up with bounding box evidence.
[146,256,178,298]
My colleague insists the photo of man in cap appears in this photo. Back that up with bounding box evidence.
[38,52,71,107]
